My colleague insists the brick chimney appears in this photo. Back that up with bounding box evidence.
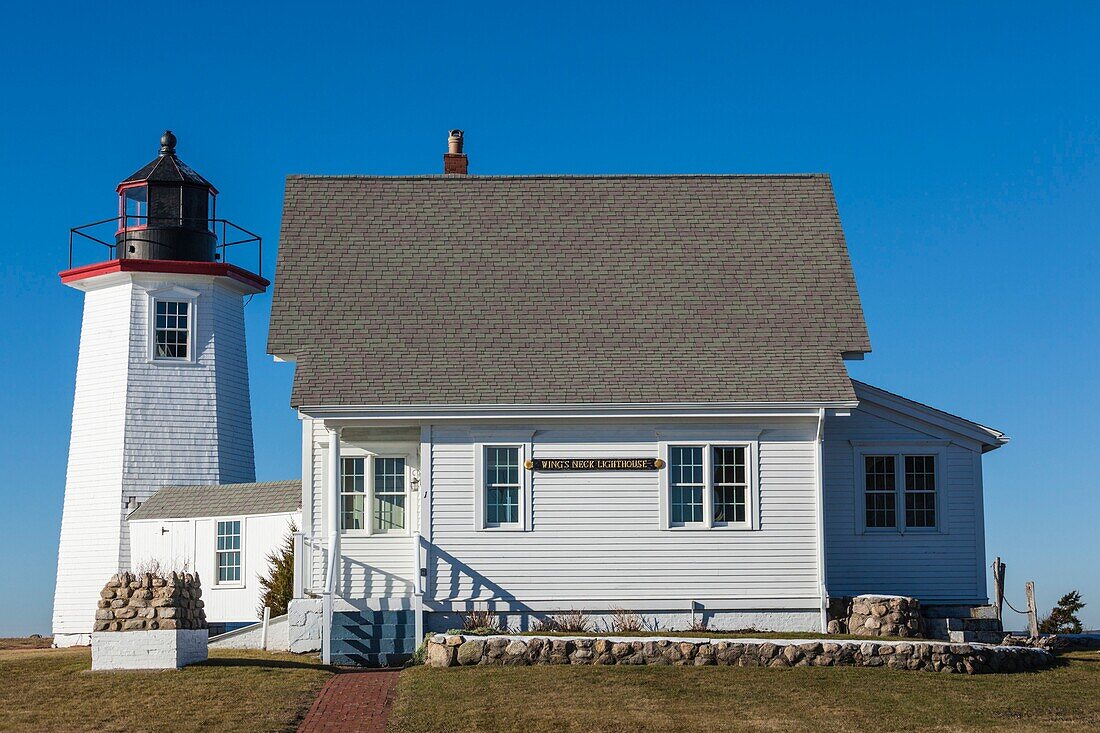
[444,130,468,175]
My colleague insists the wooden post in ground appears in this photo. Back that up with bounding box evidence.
[992,557,1006,622]
[1025,581,1040,637]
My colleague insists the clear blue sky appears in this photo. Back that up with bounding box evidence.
[1,1,1097,635]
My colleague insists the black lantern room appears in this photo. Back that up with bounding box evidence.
[115,131,217,262]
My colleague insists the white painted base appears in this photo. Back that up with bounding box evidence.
[288,599,323,653]
[91,630,208,670]
[52,633,91,648]
[425,609,821,634]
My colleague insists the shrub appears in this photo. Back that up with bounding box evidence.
[608,608,646,633]
[462,608,502,634]
[549,610,593,633]
[1039,590,1086,634]
[257,523,296,618]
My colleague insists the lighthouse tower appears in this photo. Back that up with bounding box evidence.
[53,132,267,646]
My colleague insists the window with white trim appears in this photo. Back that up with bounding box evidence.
[860,452,938,531]
[666,443,753,529]
[373,457,407,532]
[153,300,191,360]
[340,457,366,530]
[215,520,241,584]
[484,446,520,526]
[712,446,748,524]
[669,446,704,524]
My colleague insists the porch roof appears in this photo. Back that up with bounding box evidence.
[270,174,870,407]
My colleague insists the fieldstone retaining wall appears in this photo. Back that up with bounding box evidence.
[844,595,924,638]
[425,634,1054,674]
[94,571,207,631]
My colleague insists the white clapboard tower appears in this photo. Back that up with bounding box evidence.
[53,132,267,646]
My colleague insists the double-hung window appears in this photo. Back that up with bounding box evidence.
[484,446,520,526]
[215,520,242,585]
[339,455,408,533]
[859,449,940,532]
[665,443,754,529]
[373,457,407,532]
[153,300,191,360]
[340,457,366,531]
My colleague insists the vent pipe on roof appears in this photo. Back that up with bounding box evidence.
[444,130,468,175]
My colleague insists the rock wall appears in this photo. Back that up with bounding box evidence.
[844,595,924,638]
[425,634,1053,674]
[94,572,206,632]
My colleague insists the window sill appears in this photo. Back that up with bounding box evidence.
[212,583,244,590]
[478,525,526,532]
[666,525,755,531]
[147,357,201,367]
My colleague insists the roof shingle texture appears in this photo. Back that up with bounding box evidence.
[269,175,870,406]
[127,480,301,521]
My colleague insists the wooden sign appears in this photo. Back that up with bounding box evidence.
[525,458,665,471]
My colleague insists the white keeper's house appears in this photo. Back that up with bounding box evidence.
[52,130,1008,664]
[267,131,1008,665]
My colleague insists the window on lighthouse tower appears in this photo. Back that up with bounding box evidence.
[154,300,190,359]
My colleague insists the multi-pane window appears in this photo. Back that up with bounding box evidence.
[340,457,366,530]
[485,446,520,526]
[154,300,190,359]
[861,453,938,531]
[713,446,748,524]
[864,456,897,528]
[216,520,241,584]
[904,455,937,528]
[374,457,406,532]
[669,446,705,524]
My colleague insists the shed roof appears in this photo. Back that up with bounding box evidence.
[127,480,301,521]
[269,174,870,407]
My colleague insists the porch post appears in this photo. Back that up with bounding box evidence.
[327,426,342,590]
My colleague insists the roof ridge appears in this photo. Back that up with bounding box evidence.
[285,173,830,181]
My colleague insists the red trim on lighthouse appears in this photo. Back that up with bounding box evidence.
[59,259,269,290]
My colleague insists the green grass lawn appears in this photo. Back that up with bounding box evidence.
[0,645,333,733]
[389,651,1100,733]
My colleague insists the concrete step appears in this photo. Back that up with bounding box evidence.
[923,604,999,619]
[948,630,1007,644]
[925,616,1002,642]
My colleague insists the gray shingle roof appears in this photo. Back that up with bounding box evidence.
[269,175,870,407]
[127,481,301,521]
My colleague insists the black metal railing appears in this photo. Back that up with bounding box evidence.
[68,216,263,276]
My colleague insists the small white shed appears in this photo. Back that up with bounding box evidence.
[127,480,301,634]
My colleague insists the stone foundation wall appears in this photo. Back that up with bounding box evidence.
[94,572,207,632]
[843,595,924,638]
[425,634,1053,674]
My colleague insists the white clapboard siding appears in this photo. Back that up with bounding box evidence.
[823,405,986,603]
[53,284,133,636]
[54,273,258,640]
[427,420,821,609]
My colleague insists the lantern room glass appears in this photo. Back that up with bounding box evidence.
[121,186,147,229]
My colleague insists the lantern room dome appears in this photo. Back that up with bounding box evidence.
[118,130,218,192]
[115,130,218,263]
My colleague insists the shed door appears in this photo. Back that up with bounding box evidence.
[141,520,193,573]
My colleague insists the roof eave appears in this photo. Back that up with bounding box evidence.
[296,400,860,422]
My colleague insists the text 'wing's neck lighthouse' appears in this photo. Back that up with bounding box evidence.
[52,132,268,646]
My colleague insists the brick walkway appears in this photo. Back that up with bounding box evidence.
[298,669,400,733]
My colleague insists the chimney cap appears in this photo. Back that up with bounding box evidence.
[448,129,464,154]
